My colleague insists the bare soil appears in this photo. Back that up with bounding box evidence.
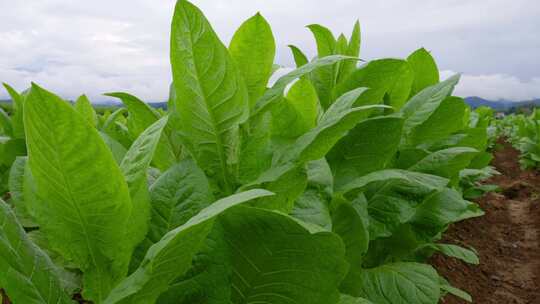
[432,139,540,304]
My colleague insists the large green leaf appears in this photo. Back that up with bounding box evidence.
[74,95,97,127]
[407,48,439,96]
[353,263,440,303]
[105,93,159,138]
[308,24,338,108]
[120,117,169,263]
[271,77,319,139]
[308,24,336,57]
[288,45,309,67]
[277,88,389,165]
[219,206,348,304]
[332,196,370,294]
[252,55,355,118]
[171,0,248,192]
[237,113,273,184]
[2,83,25,139]
[338,21,361,84]
[0,200,74,304]
[229,12,276,107]
[106,92,175,171]
[291,188,332,230]
[408,97,467,148]
[0,107,12,137]
[329,116,403,188]
[409,147,478,180]
[336,59,414,110]
[148,159,213,242]
[338,169,449,197]
[7,156,37,228]
[100,132,127,164]
[422,243,479,264]
[413,188,484,228]
[103,190,273,304]
[24,84,133,301]
[400,75,460,146]
[339,294,373,304]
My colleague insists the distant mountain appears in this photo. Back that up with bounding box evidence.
[3,97,540,113]
[465,96,540,111]
[94,100,168,110]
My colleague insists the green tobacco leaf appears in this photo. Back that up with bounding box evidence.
[353,262,440,303]
[332,196,370,294]
[288,45,309,67]
[280,88,389,164]
[409,147,478,180]
[24,84,133,302]
[271,77,319,138]
[2,83,25,139]
[336,59,414,110]
[0,107,12,137]
[154,223,232,304]
[338,21,361,83]
[338,169,448,197]
[7,157,37,228]
[254,166,308,212]
[105,92,159,138]
[423,243,479,264]
[413,188,484,228]
[308,24,338,108]
[336,34,349,55]
[409,97,467,148]
[291,188,332,230]
[219,206,348,304]
[440,280,472,303]
[100,132,127,164]
[101,108,127,132]
[230,12,276,107]
[120,116,169,266]
[0,200,75,304]
[308,24,336,57]
[367,194,416,239]
[339,294,373,304]
[407,48,440,96]
[103,190,273,304]
[148,159,213,242]
[237,113,273,184]
[400,75,460,146]
[171,0,248,192]
[252,55,356,118]
[286,78,320,129]
[106,92,175,171]
[74,95,97,127]
[329,116,403,188]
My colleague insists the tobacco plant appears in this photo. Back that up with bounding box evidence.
[0,1,493,303]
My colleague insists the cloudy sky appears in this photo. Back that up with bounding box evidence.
[1,0,539,102]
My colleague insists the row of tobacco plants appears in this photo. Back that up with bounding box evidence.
[496,109,540,169]
[0,1,495,303]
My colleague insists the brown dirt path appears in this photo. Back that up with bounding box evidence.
[432,139,540,304]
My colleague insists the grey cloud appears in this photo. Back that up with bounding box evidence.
[0,0,538,102]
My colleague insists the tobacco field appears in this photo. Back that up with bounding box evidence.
[1,1,538,303]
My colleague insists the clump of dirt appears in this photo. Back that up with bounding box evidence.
[432,139,540,304]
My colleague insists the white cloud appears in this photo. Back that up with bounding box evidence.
[0,0,538,102]
[441,71,540,101]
